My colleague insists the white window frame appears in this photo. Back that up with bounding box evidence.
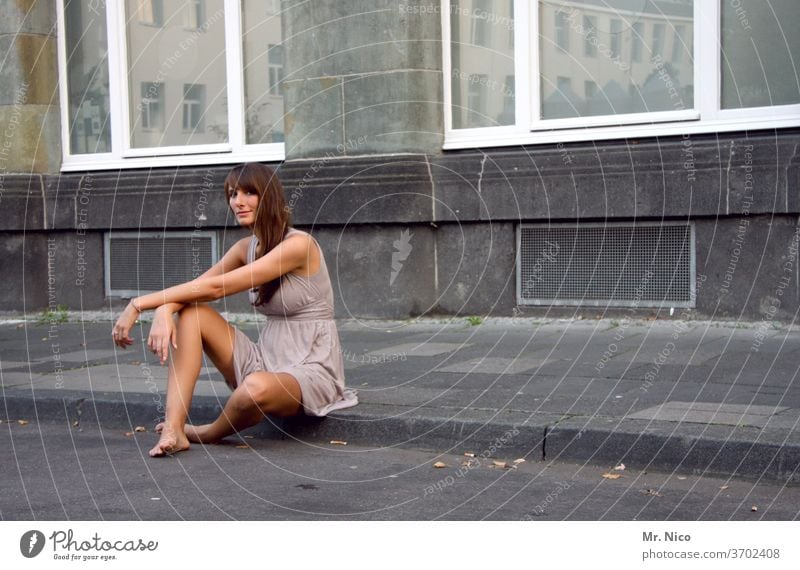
[56,0,285,171]
[442,0,800,150]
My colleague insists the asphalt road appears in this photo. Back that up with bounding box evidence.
[1,419,798,521]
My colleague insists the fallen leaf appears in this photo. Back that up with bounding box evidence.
[492,460,508,469]
[134,426,146,432]
[513,458,526,464]
[150,497,160,501]
[123,432,134,437]
[613,463,626,471]
[72,420,79,427]
[17,420,29,426]
[295,484,319,490]
[677,476,687,480]
[602,473,622,480]
[464,451,476,458]
[641,489,662,497]
[235,444,250,449]
[720,485,729,490]
[433,461,447,468]
[329,440,347,445]
[751,505,758,512]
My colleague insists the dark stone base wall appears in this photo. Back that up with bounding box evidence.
[2,129,798,322]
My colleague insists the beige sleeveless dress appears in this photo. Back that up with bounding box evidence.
[229,228,358,416]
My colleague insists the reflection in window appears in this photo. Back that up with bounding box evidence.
[136,0,163,26]
[268,44,284,96]
[631,22,644,62]
[555,11,569,52]
[126,0,227,148]
[185,0,205,30]
[471,0,491,45]
[671,25,685,63]
[652,23,665,59]
[610,19,622,59]
[182,84,205,131]
[539,0,694,120]
[583,16,597,57]
[468,74,488,124]
[721,0,800,109]
[140,82,164,131]
[64,0,111,154]
[451,0,515,128]
[242,0,285,143]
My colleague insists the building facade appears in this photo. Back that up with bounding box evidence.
[1,0,799,322]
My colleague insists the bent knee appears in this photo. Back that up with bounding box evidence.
[238,374,299,414]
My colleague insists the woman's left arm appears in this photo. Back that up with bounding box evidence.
[111,235,311,348]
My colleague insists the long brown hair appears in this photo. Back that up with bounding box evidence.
[224,162,291,304]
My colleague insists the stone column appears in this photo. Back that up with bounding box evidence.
[0,0,61,174]
[0,1,61,311]
[281,0,443,159]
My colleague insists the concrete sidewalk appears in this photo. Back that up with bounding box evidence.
[2,314,799,484]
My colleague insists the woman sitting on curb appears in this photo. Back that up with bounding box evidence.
[112,162,358,457]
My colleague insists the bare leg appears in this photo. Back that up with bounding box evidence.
[150,303,238,457]
[184,371,303,444]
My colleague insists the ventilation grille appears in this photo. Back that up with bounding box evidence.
[517,223,694,307]
[105,232,217,296]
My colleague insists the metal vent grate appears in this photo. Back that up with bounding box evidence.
[105,232,217,296]
[517,223,695,307]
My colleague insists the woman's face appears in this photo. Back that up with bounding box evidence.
[229,186,260,227]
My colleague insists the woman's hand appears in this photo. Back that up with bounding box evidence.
[111,302,139,349]
[148,306,178,365]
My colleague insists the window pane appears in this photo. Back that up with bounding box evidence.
[539,0,694,120]
[64,0,111,154]
[242,0,285,143]
[721,0,800,109]
[126,0,227,148]
[451,0,515,129]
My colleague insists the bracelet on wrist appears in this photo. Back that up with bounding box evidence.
[131,299,142,313]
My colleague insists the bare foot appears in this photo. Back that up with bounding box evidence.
[149,424,190,457]
[155,421,220,444]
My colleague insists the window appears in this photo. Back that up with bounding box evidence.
[471,0,491,45]
[610,19,622,59]
[721,0,800,109]
[63,0,110,154]
[444,0,800,148]
[583,16,597,57]
[631,21,644,63]
[652,23,665,59]
[242,0,285,144]
[57,0,285,170]
[671,24,685,63]
[184,0,205,30]
[136,0,163,26]
[140,82,164,131]
[450,0,514,129]
[468,74,488,125]
[555,11,569,52]
[182,84,205,131]
[267,44,284,96]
